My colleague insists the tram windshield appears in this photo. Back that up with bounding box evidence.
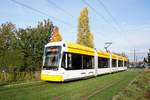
[43,46,61,70]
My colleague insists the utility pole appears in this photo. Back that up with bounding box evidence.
[136,55,138,67]
[134,48,136,67]
[148,49,150,67]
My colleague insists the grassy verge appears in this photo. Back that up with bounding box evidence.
[0,71,40,86]
[112,69,150,100]
[0,70,140,100]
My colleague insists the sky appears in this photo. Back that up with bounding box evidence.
[1,0,150,61]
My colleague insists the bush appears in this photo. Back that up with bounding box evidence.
[0,71,40,85]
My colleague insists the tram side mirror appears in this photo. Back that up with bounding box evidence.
[63,43,66,47]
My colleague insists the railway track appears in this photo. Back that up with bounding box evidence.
[81,79,124,99]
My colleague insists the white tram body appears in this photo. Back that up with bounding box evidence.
[41,41,128,82]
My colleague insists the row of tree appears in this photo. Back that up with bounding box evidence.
[0,19,53,72]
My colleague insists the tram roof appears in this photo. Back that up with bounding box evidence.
[45,41,128,61]
[66,42,95,56]
[66,42,128,61]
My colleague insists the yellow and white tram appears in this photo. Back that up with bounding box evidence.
[41,41,128,82]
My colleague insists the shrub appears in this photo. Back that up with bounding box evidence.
[0,71,40,85]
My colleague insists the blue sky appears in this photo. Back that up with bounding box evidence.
[1,0,150,61]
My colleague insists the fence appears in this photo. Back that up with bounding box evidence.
[0,71,41,85]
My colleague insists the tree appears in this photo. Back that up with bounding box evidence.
[15,28,33,71]
[33,19,54,70]
[16,19,54,71]
[77,7,94,48]
[0,22,20,71]
[50,26,62,42]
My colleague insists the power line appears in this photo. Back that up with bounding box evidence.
[82,0,120,33]
[11,0,108,42]
[10,0,113,43]
[97,0,123,32]
[11,0,76,28]
[46,0,76,19]
[82,0,108,23]
[81,0,119,42]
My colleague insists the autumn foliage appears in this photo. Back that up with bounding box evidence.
[49,26,62,42]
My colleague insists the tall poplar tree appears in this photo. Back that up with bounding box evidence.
[77,7,94,48]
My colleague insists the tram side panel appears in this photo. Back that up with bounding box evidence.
[61,52,96,81]
[63,69,95,81]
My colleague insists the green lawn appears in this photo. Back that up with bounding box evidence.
[113,69,150,100]
[0,70,141,100]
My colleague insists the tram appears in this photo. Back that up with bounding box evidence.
[41,41,128,82]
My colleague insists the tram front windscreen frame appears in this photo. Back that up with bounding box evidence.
[43,46,61,70]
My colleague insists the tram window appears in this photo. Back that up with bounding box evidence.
[118,60,121,67]
[98,58,109,68]
[112,59,117,67]
[72,54,82,69]
[118,60,123,67]
[121,61,123,66]
[98,58,102,68]
[68,54,72,69]
[67,53,82,70]
[124,61,127,66]
[83,55,93,69]
[61,53,66,69]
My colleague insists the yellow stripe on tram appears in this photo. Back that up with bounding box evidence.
[41,74,64,82]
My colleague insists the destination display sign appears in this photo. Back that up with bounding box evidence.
[46,46,61,53]
[47,48,59,52]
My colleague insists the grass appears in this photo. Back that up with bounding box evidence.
[0,69,141,100]
[112,69,150,100]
